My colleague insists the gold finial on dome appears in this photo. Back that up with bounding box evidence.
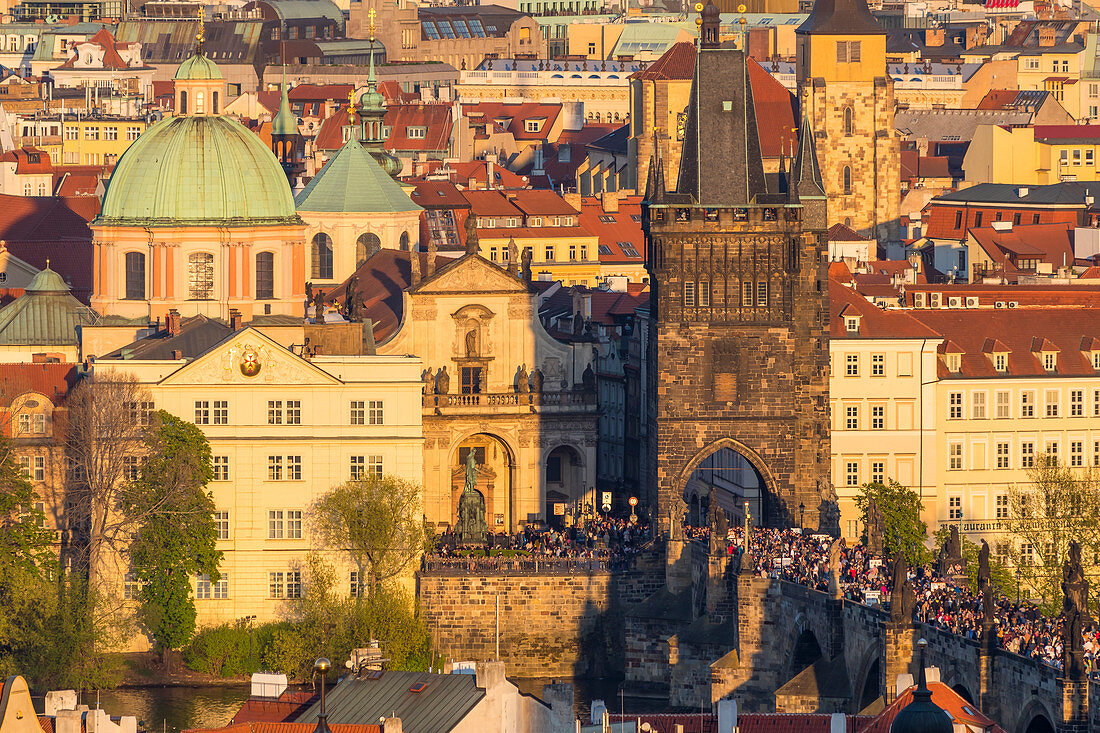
[196,5,206,54]
[368,7,376,41]
[348,89,356,125]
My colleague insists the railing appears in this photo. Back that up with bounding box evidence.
[422,555,612,574]
[423,391,595,409]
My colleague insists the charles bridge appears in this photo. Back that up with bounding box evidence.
[419,535,1099,733]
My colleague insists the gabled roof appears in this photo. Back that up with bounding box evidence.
[57,28,146,71]
[829,281,939,340]
[857,682,1005,733]
[0,147,52,175]
[102,315,233,360]
[827,223,869,242]
[188,722,379,733]
[981,337,1011,353]
[0,363,78,406]
[628,41,696,81]
[463,101,561,141]
[295,135,421,214]
[747,58,797,160]
[797,0,884,35]
[409,181,470,210]
[462,189,524,217]
[295,670,485,733]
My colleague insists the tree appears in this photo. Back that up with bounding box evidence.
[1004,454,1100,613]
[120,411,221,666]
[311,475,423,593]
[854,480,930,566]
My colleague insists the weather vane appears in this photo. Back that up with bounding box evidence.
[347,88,356,124]
[368,7,376,41]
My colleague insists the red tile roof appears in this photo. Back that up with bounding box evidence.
[917,155,952,179]
[186,723,380,733]
[1033,124,1100,140]
[829,261,854,283]
[827,223,869,242]
[378,80,419,105]
[57,29,144,71]
[904,283,1100,307]
[830,281,940,339]
[969,222,1073,275]
[0,363,79,405]
[857,682,1005,733]
[0,195,94,299]
[504,189,577,217]
[608,713,874,733]
[289,84,353,102]
[578,196,645,264]
[229,693,316,725]
[587,290,648,324]
[315,103,453,154]
[409,180,470,210]
[0,147,52,174]
[628,41,696,81]
[462,101,562,141]
[747,58,797,159]
[462,189,524,217]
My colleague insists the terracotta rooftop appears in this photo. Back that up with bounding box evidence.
[857,682,1005,733]
[828,223,869,241]
[0,363,79,406]
[628,41,696,81]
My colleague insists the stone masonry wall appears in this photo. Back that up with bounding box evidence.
[419,569,661,678]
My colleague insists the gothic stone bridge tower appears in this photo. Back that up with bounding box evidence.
[644,26,831,532]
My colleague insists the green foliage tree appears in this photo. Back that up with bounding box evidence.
[855,480,930,566]
[311,475,423,593]
[120,411,221,667]
[1004,454,1100,614]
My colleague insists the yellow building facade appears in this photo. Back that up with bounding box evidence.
[963,124,1100,185]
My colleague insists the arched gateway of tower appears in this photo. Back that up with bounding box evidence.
[643,21,834,532]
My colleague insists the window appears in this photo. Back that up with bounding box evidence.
[350,401,366,425]
[124,571,140,600]
[995,390,1010,418]
[954,211,963,229]
[367,455,383,478]
[405,126,427,139]
[256,252,274,299]
[269,572,284,598]
[213,456,229,482]
[846,354,859,377]
[1095,440,1100,467]
[126,401,155,426]
[84,126,99,141]
[187,253,215,300]
[1021,441,1035,468]
[1095,389,1100,416]
[127,126,141,141]
[845,317,859,333]
[286,571,302,599]
[524,119,541,133]
[311,233,333,280]
[268,401,283,424]
[125,251,145,300]
[741,281,753,307]
[350,571,360,598]
[1047,441,1059,458]
[19,455,44,481]
[368,400,384,425]
[1071,440,1084,467]
[871,405,885,429]
[568,244,576,261]
[756,281,768,307]
[995,494,1008,519]
[287,509,302,537]
[699,281,710,307]
[845,461,859,486]
[64,125,77,141]
[845,405,859,430]
[1071,389,1083,417]
[196,572,227,600]
[871,354,884,376]
[948,496,962,519]
[210,401,227,425]
[993,353,1007,372]
[461,367,482,395]
[972,392,986,419]
[836,40,861,62]
[843,107,854,136]
[286,400,301,425]
[1021,391,1035,418]
[996,442,1010,469]
[974,211,983,227]
[684,281,695,308]
[1045,389,1059,417]
[949,392,963,419]
[287,456,302,481]
[871,461,885,484]
[104,126,117,141]
[269,510,285,538]
[123,455,140,481]
[1043,352,1057,372]
[949,443,963,470]
[194,400,210,425]
[545,245,554,261]
[842,166,852,195]
[268,456,283,482]
[350,455,366,480]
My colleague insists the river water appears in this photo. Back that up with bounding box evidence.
[67,679,664,733]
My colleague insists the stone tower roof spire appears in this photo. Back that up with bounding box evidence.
[797,0,884,36]
[791,113,825,201]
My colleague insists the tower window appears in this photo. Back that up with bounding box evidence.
[684,281,696,308]
[836,41,861,63]
[256,251,274,299]
[842,167,852,195]
[311,233,333,280]
[843,107,854,137]
[124,251,145,300]
[187,253,214,300]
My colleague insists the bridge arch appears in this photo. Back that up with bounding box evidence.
[1015,700,1055,733]
[676,438,780,527]
[950,682,974,705]
[782,614,825,684]
[853,646,882,713]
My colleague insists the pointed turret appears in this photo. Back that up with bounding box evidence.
[356,12,401,178]
[790,113,826,228]
[272,66,303,186]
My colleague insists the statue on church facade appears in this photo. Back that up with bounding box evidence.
[456,451,488,545]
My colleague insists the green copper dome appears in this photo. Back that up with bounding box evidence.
[98,115,299,227]
[175,53,223,80]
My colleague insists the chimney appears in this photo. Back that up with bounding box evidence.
[924,27,945,47]
[1038,27,1056,46]
[382,718,402,733]
[601,190,619,213]
[171,349,183,360]
[717,699,736,733]
[166,308,181,337]
[411,250,421,286]
[229,308,243,330]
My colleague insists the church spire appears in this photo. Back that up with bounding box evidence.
[790,112,825,201]
[356,7,401,178]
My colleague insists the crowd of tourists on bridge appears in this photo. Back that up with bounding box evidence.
[428,516,650,571]
[719,526,1100,675]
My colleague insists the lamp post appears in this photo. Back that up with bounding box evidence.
[799,502,805,529]
[1016,565,1021,605]
[743,501,751,556]
[245,615,257,671]
[313,658,332,733]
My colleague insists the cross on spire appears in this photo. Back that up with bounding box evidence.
[196,6,206,54]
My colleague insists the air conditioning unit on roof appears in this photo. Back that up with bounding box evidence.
[948,296,962,308]
[913,292,926,308]
[1008,301,1019,308]
[995,301,1005,308]
[965,296,979,308]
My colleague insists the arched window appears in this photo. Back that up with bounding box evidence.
[842,166,852,195]
[355,232,381,267]
[843,107,854,137]
[124,251,145,300]
[187,252,214,300]
[179,90,188,114]
[311,232,334,279]
[196,91,205,114]
[399,231,410,251]
[256,251,274,299]
[212,91,219,114]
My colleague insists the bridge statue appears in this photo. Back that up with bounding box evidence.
[708,494,728,556]
[937,525,964,578]
[978,539,996,646]
[1063,541,1091,680]
[889,553,916,625]
[456,451,488,545]
[827,538,843,599]
[817,477,841,538]
[865,497,885,556]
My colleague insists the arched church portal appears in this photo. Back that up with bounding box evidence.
[544,445,584,529]
[682,443,771,529]
[451,434,514,533]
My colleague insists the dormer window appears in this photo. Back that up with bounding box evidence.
[1093,351,1100,370]
[1043,352,1057,372]
[406,126,427,139]
[524,119,541,133]
[946,353,961,373]
[845,316,860,333]
[993,353,1007,373]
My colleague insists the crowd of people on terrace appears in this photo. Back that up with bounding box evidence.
[429,515,650,571]
[721,525,1100,674]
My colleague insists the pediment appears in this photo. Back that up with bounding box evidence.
[160,328,342,387]
[411,254,531,295]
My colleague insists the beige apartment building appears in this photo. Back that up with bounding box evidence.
[92,323,424,633]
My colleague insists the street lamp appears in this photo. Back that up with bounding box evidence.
[799,502,805,529]
[244,615,257,671]
[313,658,332,733]
[1016,565,1021,605]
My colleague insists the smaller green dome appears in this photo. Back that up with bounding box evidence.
[26,266,69,293]
[359,89,384,114]
[175,52,223,80]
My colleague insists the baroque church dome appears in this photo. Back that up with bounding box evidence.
[98,53,297,227]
